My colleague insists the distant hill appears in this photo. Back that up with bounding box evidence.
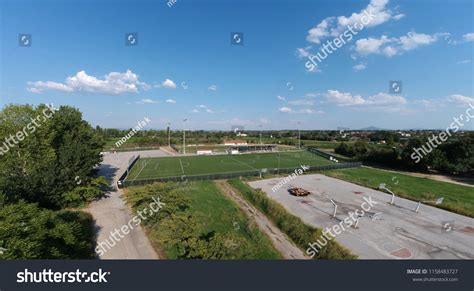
[359,126,382,131]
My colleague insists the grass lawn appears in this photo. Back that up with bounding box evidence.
[325,167,474,217]
[126,150,334,180]
[124,181,282,259]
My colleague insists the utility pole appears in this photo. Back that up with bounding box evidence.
[167,123,171,147]
[182,119,187,155]
[297,121,301,149]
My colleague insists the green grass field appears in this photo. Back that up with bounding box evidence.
[325,167,474,217]
[124,181,282,259]
[127,151,333,180]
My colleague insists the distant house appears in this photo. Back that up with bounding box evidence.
[349,136,361,141]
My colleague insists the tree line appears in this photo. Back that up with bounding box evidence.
[335,133,474,176]
[0,104,108,259]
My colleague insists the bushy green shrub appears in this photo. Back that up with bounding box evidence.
[0,200,96,259]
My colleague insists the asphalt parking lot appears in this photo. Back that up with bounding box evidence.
[249,174,474,259]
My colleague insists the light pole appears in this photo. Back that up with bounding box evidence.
[297,121,301,149]
[167,122,171,147]
[183,119,187,155]
[259,125,262,145]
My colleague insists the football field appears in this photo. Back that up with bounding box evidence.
[126,151,333,180]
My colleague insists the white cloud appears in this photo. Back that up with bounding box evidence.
[325,90,366,106]
[259,118,271,124]
[354,35,394,56]
[399,32,437,50]
[296,47,311,58]
[192,104,215,114]
[365,92,407,105]
[276,95,286,101]
[354,32,439,58]
[278,107,323,114]
[208,85,217,91]
[325,90,406,108]
[136,98,159,104]
[457,59,471,64]
[463,33,474,42]
[306,0,403,44]
[288,98,316,106]
[278,107,293,113]
[306,17,332,44]
[27,81,74,93]
[27,70,148,95]
[165,99,176,104]
[413,99,444,112]
[353,63,367,71]
[448,94,474,105]
[161,79,176,89]
[298,109,324,114]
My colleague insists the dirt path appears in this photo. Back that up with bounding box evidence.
[215,180,307,260]
[363,166,474,188]
[85,150,170,259]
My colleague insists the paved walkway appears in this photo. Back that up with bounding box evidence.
[85,149,170,259]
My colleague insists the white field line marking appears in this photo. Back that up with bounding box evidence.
[154,161,160,170]
[179,159,185,174]
[133,160,147,180]
[228,155,258,171]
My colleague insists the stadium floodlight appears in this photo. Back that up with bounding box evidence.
[167,122,171,147]
[297,121,301,149]
[183,119,187,155]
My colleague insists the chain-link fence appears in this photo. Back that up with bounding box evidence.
[306,146,352,162]
[119,161,362,188]
[117,155,140,188]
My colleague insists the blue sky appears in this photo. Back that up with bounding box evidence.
[0,0,473,130]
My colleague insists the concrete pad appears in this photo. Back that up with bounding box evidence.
[248,174,474,259]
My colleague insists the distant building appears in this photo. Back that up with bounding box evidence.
[225,143,277,154]
[224,139,248,146]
